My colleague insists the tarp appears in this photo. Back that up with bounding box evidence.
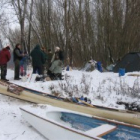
[81,60,96,71]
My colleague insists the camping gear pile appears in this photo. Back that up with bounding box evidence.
[81,60,103,72]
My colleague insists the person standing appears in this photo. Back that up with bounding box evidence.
[30,44,45,75]
[0,46,11,81]
[13,43,24,80]
[20,51,29,76]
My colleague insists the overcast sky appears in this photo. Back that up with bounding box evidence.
[5,3,20,29]
[0,1,20,47]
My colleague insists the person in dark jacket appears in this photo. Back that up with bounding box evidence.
[0,46,11,81]
[30,45,45,75]
[13,43,24,80]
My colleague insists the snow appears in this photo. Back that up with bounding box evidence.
[0,95,46,140]
[0,69,140,140]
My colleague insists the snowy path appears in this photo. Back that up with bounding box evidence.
[0,94,47,140]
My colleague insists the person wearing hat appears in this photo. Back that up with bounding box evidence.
[0,46,11,81]
[48,53,63,80]
[51,46,64,63]
[30,44,46,75]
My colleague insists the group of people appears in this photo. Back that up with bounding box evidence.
[30,45,64,80]
[0,43,64,81]
[0,43,26,81]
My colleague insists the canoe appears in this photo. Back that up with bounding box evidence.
[20,104,140,140]
[0,80,140,126]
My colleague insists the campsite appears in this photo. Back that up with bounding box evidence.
[1,0,140,140]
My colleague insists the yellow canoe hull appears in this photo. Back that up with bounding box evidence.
[0,82,140,126]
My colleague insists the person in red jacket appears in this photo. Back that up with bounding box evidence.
[0,46,11,81]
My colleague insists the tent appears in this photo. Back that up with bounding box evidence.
[113,52,140,73]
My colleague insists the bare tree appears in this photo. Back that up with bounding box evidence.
[27,0,33,53]
[12,0,27,51]
[3,0,140,67]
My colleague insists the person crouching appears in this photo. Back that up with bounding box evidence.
[48,54,63,80]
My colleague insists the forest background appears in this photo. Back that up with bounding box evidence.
[0,0,140,67]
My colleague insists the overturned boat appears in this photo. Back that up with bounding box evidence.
[20,104,140,140]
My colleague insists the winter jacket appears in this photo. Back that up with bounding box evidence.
[30,45,45,67]
[13,47,23,61]
[20,55,29,66]
[47,52,53,63]
[42,51,48,62]
[0,48,11,65]
[49,60,62,74]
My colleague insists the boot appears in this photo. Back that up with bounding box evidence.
[1,77,9,81]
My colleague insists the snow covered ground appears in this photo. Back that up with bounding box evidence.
[0,94,47,140]
[0,69,140,139]
[7,69,140,109]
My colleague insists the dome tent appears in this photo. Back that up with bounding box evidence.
[113,52,140,73]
